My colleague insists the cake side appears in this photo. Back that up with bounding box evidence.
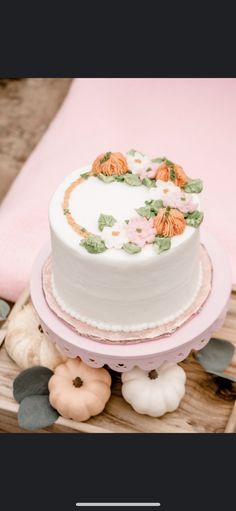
[49,150,204,332]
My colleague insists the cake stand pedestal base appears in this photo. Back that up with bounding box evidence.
[30,232,232,372]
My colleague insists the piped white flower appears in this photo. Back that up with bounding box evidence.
[149,180,179,201]
[156,179,180,193]
[126,151,152,175]
[101,222,128,249]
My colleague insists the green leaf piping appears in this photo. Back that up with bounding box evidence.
[184,178,203,193]
[98,173,115,183]
[123,242,141,254]
[98,213,116,231]
[80,235,107,254]
[126,149,136,156]
[80,171,90,179]
[165,158,174,166]
[127,149,145,157]
[142,177,157,188]
[136,206,155,220]
[151,157,166,163]
[153,237,171,254]
[185,211,204,228]
[145,199,164,213]
[124,174,142,186]
[114,175,125,182]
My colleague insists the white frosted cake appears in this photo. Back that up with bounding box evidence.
[49,150,204,332]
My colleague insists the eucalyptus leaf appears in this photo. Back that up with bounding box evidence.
[153,237,171,254]
[13,366,53,403]
[123,242,141,255]
[124,174,142,186]
[186,211,204,228]
[18,395,59,430]
[98,213,116,231]
[184,178,203,193]
[0,299,10,320]
[196,338,235,373]
[80,235,107,254]
[98,173,115,183]
[142,177,157,188]
[208,370,236,382]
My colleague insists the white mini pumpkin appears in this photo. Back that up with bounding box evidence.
[5,304,67,370]
[121,362,186,417]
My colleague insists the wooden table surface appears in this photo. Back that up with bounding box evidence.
[0,288,236,433]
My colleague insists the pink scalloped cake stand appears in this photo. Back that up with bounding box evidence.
[30,231,232,372]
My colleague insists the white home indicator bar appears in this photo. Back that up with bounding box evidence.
[76,504,161,507]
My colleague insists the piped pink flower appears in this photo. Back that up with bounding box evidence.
[135,161,158,180]
[125,217,156,247]
[162,189,198,213]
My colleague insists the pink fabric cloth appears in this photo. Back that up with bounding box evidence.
[0,78,235,301]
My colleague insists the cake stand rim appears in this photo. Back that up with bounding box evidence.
[30,230,232,361]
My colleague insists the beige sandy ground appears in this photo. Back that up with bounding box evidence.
[0,78,72,202]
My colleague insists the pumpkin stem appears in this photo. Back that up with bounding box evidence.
[148,369,158,380]
[163,206,171,224]
[73,376,83,388]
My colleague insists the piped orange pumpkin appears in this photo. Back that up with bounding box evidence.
[48,358,112,422]
[153,207,186,237]
[92,151,128,176]
[156,162,188,188]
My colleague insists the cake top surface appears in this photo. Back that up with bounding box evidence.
[49,150,203,262]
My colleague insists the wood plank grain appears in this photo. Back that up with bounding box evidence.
[0,289,236,433]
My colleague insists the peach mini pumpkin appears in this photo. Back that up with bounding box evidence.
[92,151,128,176]
[153,207,186,237]
[48,358,112,422]
[156,161,188,188]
